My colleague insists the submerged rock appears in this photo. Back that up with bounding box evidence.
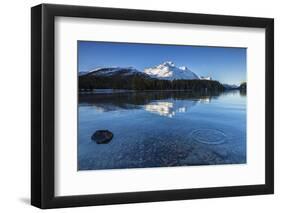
[91,130,113,144]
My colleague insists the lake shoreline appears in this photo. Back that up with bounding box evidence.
[78,88,244,95]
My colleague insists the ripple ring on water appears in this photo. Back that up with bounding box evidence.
[190,129,227,145]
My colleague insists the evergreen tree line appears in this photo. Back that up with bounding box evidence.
[79,75,225,92]
[240,82,246,90]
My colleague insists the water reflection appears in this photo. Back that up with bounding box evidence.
[79,90,221,117]
[78,90,246,170]
[145,100,198,117]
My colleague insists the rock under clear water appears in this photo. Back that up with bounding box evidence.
[91,130,113,144]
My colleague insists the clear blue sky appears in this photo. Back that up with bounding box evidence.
[78,41,246,85]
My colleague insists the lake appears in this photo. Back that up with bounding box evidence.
[78,90,246,170]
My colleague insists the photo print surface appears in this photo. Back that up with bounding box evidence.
[78,41,247,171]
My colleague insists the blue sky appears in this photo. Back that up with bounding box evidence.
[78,41,246,85]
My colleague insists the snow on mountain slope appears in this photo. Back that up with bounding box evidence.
[86,67,148,78]
[82,62,211,81]
[200,76,212,80]
[144,61,200,80]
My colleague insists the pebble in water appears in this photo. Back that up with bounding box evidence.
[91,130,113,144]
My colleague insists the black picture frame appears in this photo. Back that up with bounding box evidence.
[31,3,274,209]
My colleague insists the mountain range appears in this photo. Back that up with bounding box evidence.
[80,61,210,81]
[79,61,246,91]
[79,61,244,91]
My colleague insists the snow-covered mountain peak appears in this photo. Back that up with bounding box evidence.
[161,61,175,67]
[144,61,200,80]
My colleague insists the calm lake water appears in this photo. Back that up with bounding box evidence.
[78,90,246,170]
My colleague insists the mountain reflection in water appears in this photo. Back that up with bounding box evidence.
[79,91,215,117]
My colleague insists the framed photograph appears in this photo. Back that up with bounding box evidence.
[31,4,274,209]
